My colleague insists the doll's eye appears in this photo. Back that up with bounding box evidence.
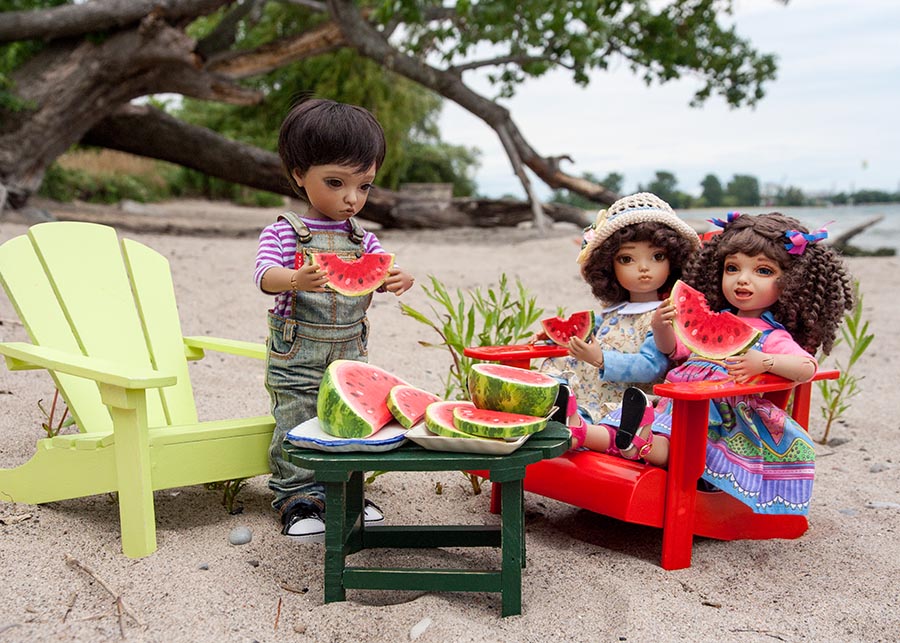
[616,255,633,264]
[653,252,667,262]
[724,263,739,273]
[325,179,343,188]
[757,266,775,276]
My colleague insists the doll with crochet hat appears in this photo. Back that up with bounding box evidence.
[536,192,700,442]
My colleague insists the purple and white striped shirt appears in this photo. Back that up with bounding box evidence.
[254,216,386,317]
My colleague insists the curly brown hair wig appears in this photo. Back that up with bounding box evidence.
[580,221,696,306]
[683,212,855,355]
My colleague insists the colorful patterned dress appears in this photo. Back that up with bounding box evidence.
[601,312,817,515]
[538,301,669,422]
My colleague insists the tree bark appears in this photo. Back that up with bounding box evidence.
[81,105,589,229]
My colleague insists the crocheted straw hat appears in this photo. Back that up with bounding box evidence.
[576,192,700,264]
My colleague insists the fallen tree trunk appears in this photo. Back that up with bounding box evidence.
[79,104,589,230]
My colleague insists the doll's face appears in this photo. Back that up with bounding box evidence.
[722,252,783,317]
[292,163,377,221]
[612,241,670,302]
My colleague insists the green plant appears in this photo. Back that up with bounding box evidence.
[401,274,543,495]
[205,478,249,514]
[37,389,76,438]
[817,282,874,444]
[400,273,544,400]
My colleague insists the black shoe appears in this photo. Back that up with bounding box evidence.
[615,387,651,451]
[550,384,572,424]
[282,505,325,542]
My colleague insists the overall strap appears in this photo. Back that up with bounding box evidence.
[347,217,366,245]
[279,211,312,244]
[279,211,366,246]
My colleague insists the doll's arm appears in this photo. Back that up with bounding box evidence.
[259,265,328,294]
[600,334,670,383]
[650,300,677,356]
[725,350,817,384]
[382,266,415,296]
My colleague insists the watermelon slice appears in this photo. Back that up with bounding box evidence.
[670,280,762,360]
[317,360,409,438]
[424,401,490,439]
[540,311,595,346]
[387,385,441,429]
[452,406,547,439]
[311,252,395,296]
[467,363,559,417]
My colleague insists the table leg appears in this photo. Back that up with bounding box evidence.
[324,480,348,603]
[346,471,364,553]
[499,479,524,617]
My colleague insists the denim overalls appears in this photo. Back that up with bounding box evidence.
[264,211,371,520]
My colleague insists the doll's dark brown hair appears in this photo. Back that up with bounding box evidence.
[683,212,854,355]
[278,98,386,201]
[580,222,696,306]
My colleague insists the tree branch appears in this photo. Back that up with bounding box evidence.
[0,0,230,43]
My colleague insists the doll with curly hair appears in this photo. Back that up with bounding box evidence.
[536,193,699,428]
[584,211,854,515]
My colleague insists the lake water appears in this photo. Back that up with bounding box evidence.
[677,203,900,254]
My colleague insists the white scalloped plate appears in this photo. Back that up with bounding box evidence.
[286,417,408,453]
[405,423,531,455]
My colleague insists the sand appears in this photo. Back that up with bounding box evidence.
[1,201,898,642]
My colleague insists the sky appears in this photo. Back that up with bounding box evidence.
[436,0,900,200]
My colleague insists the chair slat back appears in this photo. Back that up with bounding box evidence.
[122,238,197,425]
[0,233,113,432]
[16,222,188,428]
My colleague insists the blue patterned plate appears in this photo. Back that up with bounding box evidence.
[286,417,408,453]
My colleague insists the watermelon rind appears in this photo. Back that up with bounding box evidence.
[467,363,559,417]
[670,280,762,360]
[452,407,548,439]
[311,253,395,297]
[317,360,408,438]
[387,385,441,429]
[424,401,491,440]
[540,310,596,346]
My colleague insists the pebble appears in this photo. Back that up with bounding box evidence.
[869,462,891,473]
[866,501,900,510]
[410,617,432,640]
[228,526,252,545]
[198,563,209,570]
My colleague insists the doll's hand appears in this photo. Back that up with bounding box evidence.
[724,349,768,383]
[383,267,415,295]
[651,300,678,356]
[528,331,549,345]
[569,336,603,369]
[291,264,329,292]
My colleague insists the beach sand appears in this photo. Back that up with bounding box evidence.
[1,203,898,642]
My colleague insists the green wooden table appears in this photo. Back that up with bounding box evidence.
[282,422,570,617]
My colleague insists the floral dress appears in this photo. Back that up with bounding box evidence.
[601,312,817,516]
[538,301,669,422]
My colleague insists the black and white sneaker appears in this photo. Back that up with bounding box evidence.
[282,500,385,542]
[282,505,326,542]
[363,499,385,524]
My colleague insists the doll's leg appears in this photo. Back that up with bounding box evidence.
[615,387,669,466]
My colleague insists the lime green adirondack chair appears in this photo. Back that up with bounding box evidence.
[0,222,274,558]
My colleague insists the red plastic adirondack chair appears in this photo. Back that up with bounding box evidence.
[463,343,837,570]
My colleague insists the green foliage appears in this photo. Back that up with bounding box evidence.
[205,478,249,514]
[551,172,623,209]
[400,274,544,400]
[38,162,170,204]
[700,174,724,207]
[817,283,874,444]
[37,389,76,439]
[726,174,760,207]
[374,0,778,107]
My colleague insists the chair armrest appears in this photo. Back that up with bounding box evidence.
[463,344,567,369]
[654,369,839,401]
[183,336,266,361]
[0,342,176,390]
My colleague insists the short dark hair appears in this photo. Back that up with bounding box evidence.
[277,98,387,200]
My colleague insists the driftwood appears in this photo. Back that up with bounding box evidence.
[829,215,884,253]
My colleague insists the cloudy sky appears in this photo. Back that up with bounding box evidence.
[436,0,900,199]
